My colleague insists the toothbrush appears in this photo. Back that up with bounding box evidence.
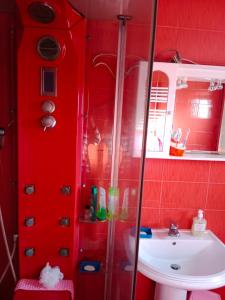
[182,128,190,148]
[177,128,182,143]
[171,128,182,144]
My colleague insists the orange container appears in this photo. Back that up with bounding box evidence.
[169,145,185,156]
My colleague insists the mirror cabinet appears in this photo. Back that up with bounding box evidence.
[145,62,225,161]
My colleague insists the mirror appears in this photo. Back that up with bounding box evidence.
[145,62,225,160]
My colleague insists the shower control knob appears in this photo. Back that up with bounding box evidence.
[41,115,56,131]
[41,100,56,113]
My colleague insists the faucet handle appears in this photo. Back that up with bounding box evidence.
[168,223,180,237]
[169,223,178,230]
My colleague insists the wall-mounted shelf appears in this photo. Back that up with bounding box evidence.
[149,151,225,161]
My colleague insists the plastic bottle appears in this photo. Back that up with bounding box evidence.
[97,187,107,221]
[107,187,119,220]
[90,186,98,221]
[120,188,129,221]
[191,209,207,236]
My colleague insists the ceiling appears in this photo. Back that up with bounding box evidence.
[69,0,154,23]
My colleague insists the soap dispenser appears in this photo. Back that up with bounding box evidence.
[191,209,207,236]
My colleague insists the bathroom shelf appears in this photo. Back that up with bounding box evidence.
[148,151,225,161]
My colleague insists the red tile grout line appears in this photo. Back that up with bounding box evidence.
[200,181,225,185]
[143,179,162,182]
[157,25,225,34]
[144,179,209,184]
[204,208,225,212]
[144,179,225,185]
[141,207,225,212]
[204,162,212,211]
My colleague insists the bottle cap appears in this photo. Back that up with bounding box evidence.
[198,209,203,219]
[91,186,98,195]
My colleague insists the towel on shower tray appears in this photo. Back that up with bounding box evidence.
[13,279,74,300]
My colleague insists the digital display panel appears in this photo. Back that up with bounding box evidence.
[41,67,57,96]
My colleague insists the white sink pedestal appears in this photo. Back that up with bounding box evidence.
[154,283,187,300]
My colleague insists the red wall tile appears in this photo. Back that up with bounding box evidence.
[142,181,161,208]
[161,181,207,209]
[207,184,225,210]
[159,209,195,229]
[141,208,160,228]
[210,162,225,183]
[163,160,210,182]
[205,211,225,242]
[157,0,225,32]
[144,159,163,180]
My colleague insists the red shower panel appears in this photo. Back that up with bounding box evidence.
[17,0,85,279]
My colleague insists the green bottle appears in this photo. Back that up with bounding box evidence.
[90,186,98,221]
[97,187,107,221]
[107,187,119,220]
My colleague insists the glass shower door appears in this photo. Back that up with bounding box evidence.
[105,5,157,300]
[69,1,157,299]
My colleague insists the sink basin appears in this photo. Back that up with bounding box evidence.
[136,229,225,300]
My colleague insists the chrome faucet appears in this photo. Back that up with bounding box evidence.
[168,223,180,237]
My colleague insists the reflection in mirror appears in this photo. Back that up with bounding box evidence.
[174,81,224,152]
[147,71,169,152]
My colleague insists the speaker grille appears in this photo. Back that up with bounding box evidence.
[28,2,55,24]
[37,36,60,61]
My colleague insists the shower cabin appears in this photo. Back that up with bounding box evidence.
[0,0,157,299]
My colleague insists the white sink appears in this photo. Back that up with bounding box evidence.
[137,229,225,300]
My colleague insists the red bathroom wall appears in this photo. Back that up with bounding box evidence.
[17,0,85,280]
[137,0,225,299]
[0,4,17,300]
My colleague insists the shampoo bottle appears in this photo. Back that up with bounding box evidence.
[107,187,119,220]
[97,187,107,221]
[90,186,98,221]
[191,209,207,236]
